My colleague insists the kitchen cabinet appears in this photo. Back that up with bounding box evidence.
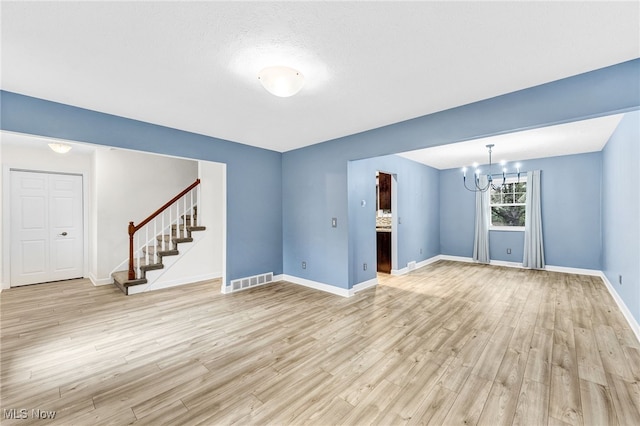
[378,172,391,211]
[377,231,391,273]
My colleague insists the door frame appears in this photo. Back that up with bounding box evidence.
[2,166,90,289]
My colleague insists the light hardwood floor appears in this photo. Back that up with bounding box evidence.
[1,261,639,425]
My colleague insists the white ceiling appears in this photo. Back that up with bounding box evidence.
[1,1,638,156]
[0,131,98,154]
[397,113,625,170]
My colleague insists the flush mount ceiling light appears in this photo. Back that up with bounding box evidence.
[257,66,305,97]
[48,143,72,154]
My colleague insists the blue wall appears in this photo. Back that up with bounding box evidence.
[0,91,284,286]
[347,155,440,286]
[2,59,639,293]
[602,111,640,324]
[440,152,603,270]
[283,59,639,288]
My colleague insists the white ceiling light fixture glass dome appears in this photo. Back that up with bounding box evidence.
[258,66,305,97]
[48,143,72,154]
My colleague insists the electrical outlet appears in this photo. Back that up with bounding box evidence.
[507,248,512,254]
[363,263,367,271]
[619,275,623,285]
[302,261,306,270]
[420,248,422,254]
[331,218,337,228]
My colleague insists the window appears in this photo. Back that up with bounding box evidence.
[490,178,527,229]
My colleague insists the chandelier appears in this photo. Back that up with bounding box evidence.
[462,144,521,192]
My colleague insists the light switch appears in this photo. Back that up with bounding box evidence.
[332,218,337,228]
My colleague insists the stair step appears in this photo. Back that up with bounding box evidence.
[112,270,148,295]
[142,246,179,257]
[133,258,164,272]
[156,235,194,244]
[171,224,206,235]
[140,262,164,272]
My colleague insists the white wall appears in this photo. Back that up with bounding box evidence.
[94,148,198,280]
[142,161,225,291]
[2,132,224,290]
[1,133,94,288]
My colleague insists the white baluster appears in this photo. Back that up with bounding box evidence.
[183,195,187,237]
[190,189,194,226]
[162,210,165,251]
[153,218,157,256]
[136,233,141,279]
[146,226,150,265]
[197,183,201,226]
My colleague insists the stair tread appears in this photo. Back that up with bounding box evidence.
[142,246,179,256]
[171,224,206,231]
[156,235,194,244]
[112,270,148,288]
[140,263,164,271]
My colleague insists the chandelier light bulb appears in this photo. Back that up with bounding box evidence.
[462,144,524,192]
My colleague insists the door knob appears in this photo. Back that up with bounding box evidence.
[60,232,68,236]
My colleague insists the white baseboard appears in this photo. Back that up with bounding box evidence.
[544,265,602,276]
[129,272,222,295]
[280,274,351,297]
[155,272,222,289]
[280,274,378,298]
[439,255,475,263]
[438,255,602,275]
[599,273,640,343]
[89,273,113,286]
[417,256,441,269]
[392,255,441,276]
[352,277,378,294]
[490,260,523,269]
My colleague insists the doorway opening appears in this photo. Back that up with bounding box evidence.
[376,171,397,274]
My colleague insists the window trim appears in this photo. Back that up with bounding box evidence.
[488,176,527,230]
[490,225,525,232]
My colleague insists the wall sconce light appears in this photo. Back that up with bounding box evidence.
[258,66,305,97]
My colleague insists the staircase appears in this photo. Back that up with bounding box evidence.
[112,179,205,295]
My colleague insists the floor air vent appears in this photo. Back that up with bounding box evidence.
[230,272,274,293]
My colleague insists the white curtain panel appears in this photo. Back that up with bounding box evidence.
[473,175,490,263]
[523,170,545,269]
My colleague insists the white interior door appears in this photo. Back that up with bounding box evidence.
[10,171,84,286]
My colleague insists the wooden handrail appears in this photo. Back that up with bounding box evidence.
[133,178,201,232]
[128,178,201,279]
